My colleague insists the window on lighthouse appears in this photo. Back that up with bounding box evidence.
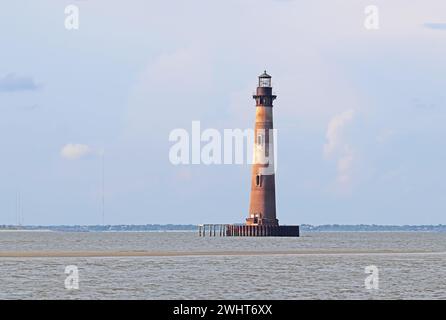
[259,77,271,87]
[256,174,261,187]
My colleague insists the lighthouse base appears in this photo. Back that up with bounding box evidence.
[227,225,299,237]
[198,224,299,237]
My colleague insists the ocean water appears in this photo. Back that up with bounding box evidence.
[0,231,445,299]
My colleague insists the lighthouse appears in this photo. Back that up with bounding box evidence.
[246,71,279,226]
[198,71,299,237]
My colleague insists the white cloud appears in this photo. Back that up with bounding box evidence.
[324,110,355,189]
[60,144,92,160]
[324,109,355,157]
[337,146,354,185]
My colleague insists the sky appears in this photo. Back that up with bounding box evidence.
[0,0,445,225]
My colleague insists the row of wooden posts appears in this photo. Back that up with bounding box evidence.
[198,224,294,237]
[198,224,228,237]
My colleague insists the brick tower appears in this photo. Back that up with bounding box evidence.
[246,71,279,226]
[198,71,299,237]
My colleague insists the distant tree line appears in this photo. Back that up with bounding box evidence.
[0,224,445,232]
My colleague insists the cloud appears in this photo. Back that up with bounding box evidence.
[324,110,355,189]
[376,128,395,144]
[123,46,213,138]
[324,109,355,157]
[0,73,40,92]
[337,146,354,185]
[423,23,446,30]
[60,144,92,160]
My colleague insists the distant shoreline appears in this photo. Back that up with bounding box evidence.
[0,224,445,233]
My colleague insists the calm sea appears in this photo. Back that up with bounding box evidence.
[0,231,445,299]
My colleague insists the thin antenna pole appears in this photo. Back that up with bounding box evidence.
[20,195,24,226]
[102,152,105,226]
[18,191,21,227]
[16,191,18,227]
